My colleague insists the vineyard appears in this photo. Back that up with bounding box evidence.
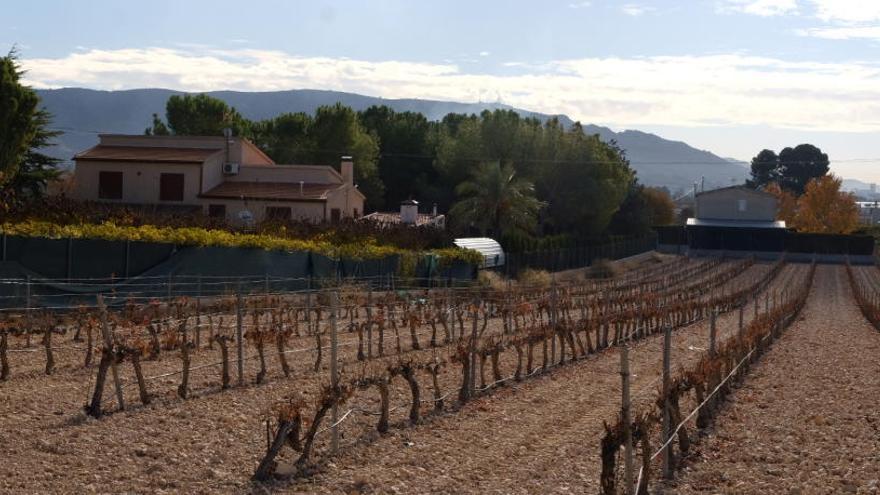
[1,254,878,493]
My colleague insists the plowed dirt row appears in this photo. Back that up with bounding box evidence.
[670,265,880,495]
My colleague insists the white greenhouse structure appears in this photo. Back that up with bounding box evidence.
[453,237,505,268]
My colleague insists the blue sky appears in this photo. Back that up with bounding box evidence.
[5,0,880,182]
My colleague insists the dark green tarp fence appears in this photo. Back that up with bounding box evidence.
[0,234,475,309]
[657,225,875,255]
[502,233,658,277]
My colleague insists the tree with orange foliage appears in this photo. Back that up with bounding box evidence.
[795,175,859,234]
[764,182,798,227]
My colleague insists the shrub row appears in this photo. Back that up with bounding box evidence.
[0,220,482,266]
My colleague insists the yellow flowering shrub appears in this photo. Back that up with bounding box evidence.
[0,220,482,266]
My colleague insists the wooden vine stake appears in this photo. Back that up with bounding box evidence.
[87,295,125,417]
[661,323,673,479]
[620,341,634,495]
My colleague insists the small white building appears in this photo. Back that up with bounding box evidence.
[361,199,446,228]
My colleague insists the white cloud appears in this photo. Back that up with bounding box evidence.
[798,25,880,40]
[479,51,490,57]
[620,4,654,16]
[809,0,880,23]
[721,0,880,21]
[719,0,798,17]
[567,1,591,9]
[20,47,880,133]
[722,1,880,42]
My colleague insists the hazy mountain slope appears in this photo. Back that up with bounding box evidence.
[36,87,746,190]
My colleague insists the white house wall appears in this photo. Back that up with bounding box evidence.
[200,199,327,223]
[72,160,202,205]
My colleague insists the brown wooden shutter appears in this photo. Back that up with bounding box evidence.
[159,173,185,201]
[98,171,123,199]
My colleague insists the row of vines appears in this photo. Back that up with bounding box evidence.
[0,255,792,484]
[598,261,815,494]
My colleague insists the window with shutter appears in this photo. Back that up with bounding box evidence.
[159,173,185,201]
[98,171,123,199]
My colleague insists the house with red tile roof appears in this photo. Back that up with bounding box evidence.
[72,134,365,224]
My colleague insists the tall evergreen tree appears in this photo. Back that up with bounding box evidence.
[778,144,829,195]
[747,145,828,195]
[0,49,60,197]
[747,149,779,189]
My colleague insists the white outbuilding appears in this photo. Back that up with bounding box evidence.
[453,237,505,268]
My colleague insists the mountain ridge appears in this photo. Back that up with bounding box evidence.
[36,87,747,192]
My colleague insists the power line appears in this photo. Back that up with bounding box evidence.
[47,126,880,167]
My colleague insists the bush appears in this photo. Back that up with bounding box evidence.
[0,219,483,266]
[586,258,619,279]
[518,269,551,288]
[477,271,509,291]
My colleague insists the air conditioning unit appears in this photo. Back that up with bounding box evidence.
[223,162,240,175]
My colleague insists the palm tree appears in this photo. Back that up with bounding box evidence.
[450,161,544,238]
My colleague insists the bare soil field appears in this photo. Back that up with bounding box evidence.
[1,259,867,495]
[668,265,880,495]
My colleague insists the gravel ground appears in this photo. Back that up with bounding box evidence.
[0,261,799,494]
[670,264,880,495]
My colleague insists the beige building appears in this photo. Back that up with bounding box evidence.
[72,135,365,224]
[690,185,782,226]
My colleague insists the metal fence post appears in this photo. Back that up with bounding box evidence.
[25,275,32,347]
[550,274,558,364]
[330,290,339,453]
[236,284,244,386]
[754,293,758,318]
[66,238,73,283]
[124,240,131,279]
[738,304,744,341]
[709,310,717,357]
[366,287,373,358]
[306,277,312,335]
[470,301,478,396]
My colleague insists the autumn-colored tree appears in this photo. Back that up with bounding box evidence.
[764,182,797,227]
[642,187,675,226]
[794,175,859,234]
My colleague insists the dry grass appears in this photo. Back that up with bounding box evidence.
[517,269,552,288]
[477,271,510,291]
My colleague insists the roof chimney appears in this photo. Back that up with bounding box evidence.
[400,199,419,225]
[341,156,354,186]
[432,203,438,217]
[299,181,304,196]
